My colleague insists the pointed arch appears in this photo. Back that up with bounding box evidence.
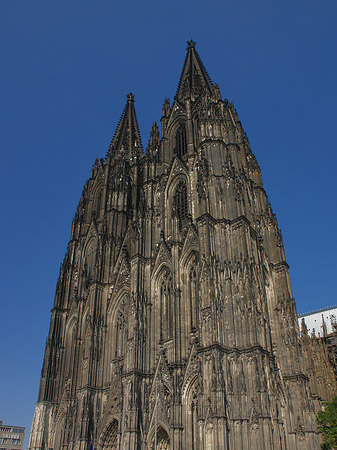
[175,123,187,157]
[164,104,187,161]
[99,418,119,450]
[150,264,174,349]
[113,293,129,360]
[173,180,188,228]
[181,251,199,333]
[92,175,104,218]
[80,308,91,387]
[95,189,102,216]
[64,315,77,380]
[189,264,198,331]
[182,375,199,450]
[164,162,189,236]
[159,269,173,341]
[104,290,130,384]
[149,425,170,450]
[83,234,99,284]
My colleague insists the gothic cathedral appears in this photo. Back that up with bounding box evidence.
[29,42,320,450]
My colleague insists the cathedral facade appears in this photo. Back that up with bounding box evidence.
[29,42,320,450]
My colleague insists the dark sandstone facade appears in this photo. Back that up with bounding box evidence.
[29,42,320,450]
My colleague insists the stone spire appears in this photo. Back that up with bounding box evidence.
[108,92,142,160]
[146,122,160,152]
[175,40,213,102]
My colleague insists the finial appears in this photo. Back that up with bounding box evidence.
[127,92,134,102]
[187,40,196,49]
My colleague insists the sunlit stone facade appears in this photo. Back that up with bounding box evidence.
[29,42,320,450]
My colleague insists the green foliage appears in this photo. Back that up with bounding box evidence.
[317,396,337,449]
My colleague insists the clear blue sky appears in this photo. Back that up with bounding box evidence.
[1,0,336,448]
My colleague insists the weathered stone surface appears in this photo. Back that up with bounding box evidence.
[29,42,320,450]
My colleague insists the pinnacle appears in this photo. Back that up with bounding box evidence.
[146,121,160,154]
[187,39,196,49]
[151,121,158,132]
[108,93,143,158]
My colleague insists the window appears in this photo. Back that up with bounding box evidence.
[86,238,97,283]
[173,181,188,228]
[175,124,187,157]
[12,439,21,445]
[189,266,198,330]
[153,426,170,450]
[114,297,128,358]
[95,190,102,216]
[160,271,173,341]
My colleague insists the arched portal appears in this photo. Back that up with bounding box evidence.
[151,426,170,450]
[101,419,119,450]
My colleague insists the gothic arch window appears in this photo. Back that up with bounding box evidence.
[184,379,199,450]
[95,189,102,216]
[86,238,97,283]
[114,297,128,359]
[175,123,187,157]
[173,181,188,228]
[80,312,91,386]
[151,426,170,450]
[189,265,198,331]
[65,319,77,379]
[160,270,173,341]
[101,419,119,450]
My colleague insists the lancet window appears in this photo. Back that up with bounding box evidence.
[189,265,198,330]
[173,181,188,228]
[188,381,199,450]
[160,271,173,341]
[175,124,187,157]
[81,314,91,386]
[86,239,97,283]
[95,190,102,216]
[152,427,170,450]
[114,298,128,359]
[65,320,77,379]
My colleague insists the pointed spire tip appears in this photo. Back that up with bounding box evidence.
[127,92,134,102]
[176,40,212,101]
[187,40,196,49]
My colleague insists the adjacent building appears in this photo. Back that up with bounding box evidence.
[298,306,337,336]
[28,42,320,449]
[0,421,25,450]
[299,307,337,408]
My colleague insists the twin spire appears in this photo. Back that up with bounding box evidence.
[109,92,143,158]
[109,41,214,158]
[176,40,213,101]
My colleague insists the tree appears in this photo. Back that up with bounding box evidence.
[317,396,337,449]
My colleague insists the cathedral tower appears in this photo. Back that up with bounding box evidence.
[29,41,320,450]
